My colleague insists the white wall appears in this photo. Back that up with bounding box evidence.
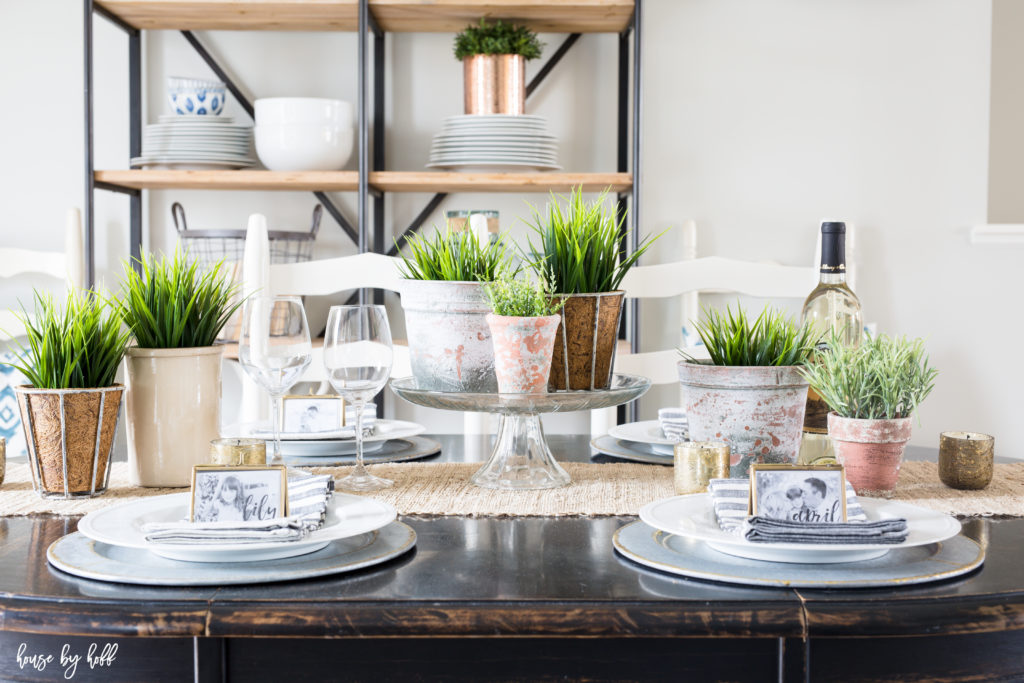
[2,1,1014,455]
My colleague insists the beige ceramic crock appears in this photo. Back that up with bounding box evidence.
[124,346,222,487]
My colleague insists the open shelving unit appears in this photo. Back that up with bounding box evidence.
[86,0,643,362]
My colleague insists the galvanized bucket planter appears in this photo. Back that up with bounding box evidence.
[677,362,808,477]
[549,292,625,391]
[15,385,124,499]
[828,414,912,495]
[400,280,497,392]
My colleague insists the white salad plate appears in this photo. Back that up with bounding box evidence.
[428,161,562,171]
[639,494,962,564]
[248,418,423,444]
[132,162,253,170]
[607,420,677,454]
[77,491,397,563]
[159,114,237,123]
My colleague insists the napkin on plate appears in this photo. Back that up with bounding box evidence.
[142,469,334,544]
[657,407,689,442]
[742,517,909,545]
[708,478,867,534]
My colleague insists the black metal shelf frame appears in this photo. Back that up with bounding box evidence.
[84,0,643,409]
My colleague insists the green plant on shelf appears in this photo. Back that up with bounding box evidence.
[680,304,819,367]
[799,332,938,420]
[484,275,564,317]
[3,289,130,389]
[114,248,242,349]
[526,186,664,294]
[397,227,517,282]
[454,18,544,60]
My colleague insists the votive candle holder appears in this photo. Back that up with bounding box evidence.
[674,441,730,494]
[209,438,267,467]
[939,432,994,490]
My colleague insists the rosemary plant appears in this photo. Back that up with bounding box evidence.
[527,187,664,294]
[454,19,544,60]
[114,249,242,349]
[4,290,130,389]
[680,304,819,367]
[484,276,564,317]
[799,333,938,420]
[397,228,516,282]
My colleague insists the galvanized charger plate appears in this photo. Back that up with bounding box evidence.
[281,436,442,466]
[47,522,416,586]
[613,521,984,588]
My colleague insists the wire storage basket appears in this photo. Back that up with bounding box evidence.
[172,202,322,340]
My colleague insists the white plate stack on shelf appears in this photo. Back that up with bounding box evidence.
[131,115,255,170]
[427,114,560,171]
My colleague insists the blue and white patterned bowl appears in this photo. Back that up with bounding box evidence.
[167,76,226,116]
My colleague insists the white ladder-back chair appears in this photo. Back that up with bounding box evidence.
[595,221,854,435]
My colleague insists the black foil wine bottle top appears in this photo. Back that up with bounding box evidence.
[820,221,847,274]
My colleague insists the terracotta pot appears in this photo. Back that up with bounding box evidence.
[677,361,808,477]
[463,54,525,115]
[125,346,222,487]
[549,292,624,391]
[828,413,912,495]
[486,314,561,393]
[399,281,497,392]
[15,385,123,499]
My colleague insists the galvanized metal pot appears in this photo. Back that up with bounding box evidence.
[125,346,222,487]
[487,314,561,394]
[828,414,912,495]
[549,292,624,391]
[677,362,808,477]
[400,281,497,392]
[463,54,526,115]
[15,384,123,499]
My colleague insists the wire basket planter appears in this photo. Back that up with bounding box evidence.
[172,202,321,339]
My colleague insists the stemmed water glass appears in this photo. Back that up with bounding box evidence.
[323,305,393,491]
[238,296,312,465]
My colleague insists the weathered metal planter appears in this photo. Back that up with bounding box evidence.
[677,361,808,477]
[549,292,624,391]
[487,314,561,394]
[400,281,497,392]
[463,54,526,115]
[828,413,912,495]
[16,385,123,499]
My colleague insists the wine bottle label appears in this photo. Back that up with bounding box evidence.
[803,387,829,434]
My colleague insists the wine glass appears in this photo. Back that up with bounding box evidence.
[323,304,393,491]
[238,296,312,465]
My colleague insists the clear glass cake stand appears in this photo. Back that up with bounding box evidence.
[390,374,651,490]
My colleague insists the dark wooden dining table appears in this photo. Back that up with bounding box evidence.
[0,435,1021,683]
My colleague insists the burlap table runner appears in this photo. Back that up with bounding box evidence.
[1,460,1022,518]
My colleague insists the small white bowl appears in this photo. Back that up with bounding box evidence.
[254,124,354,171]
[254,98,353,128]
[168,76,226,116]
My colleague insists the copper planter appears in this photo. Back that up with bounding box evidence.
[549,292,625,391]
[463,54,526,115]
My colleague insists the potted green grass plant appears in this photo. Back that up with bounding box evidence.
[528,187,662,390]
[678,304,819,476]
[5,291,129,499]
[397,227,516,392]
[800,333,938,494]
[455,18,543,115]
[483,276,564,394]
[114,250,241,487]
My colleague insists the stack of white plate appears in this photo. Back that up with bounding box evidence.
[131,115,255,170]
[427,114,560,171]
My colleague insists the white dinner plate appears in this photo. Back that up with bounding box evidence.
[77,491,396,563]
[246,418,423,443]
[159,114,237,123]
[638,494,962,564]
[428,162,563,172]
[132,162,254,170]
[607,420,677,454]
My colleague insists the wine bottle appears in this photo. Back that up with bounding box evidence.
[799,222,862,462]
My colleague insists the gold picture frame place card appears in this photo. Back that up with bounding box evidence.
[189,465,289,523]
[749,464,848,523]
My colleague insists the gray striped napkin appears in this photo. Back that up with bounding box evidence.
[708,478,867,535]
[657,407,689,442]
[742,517,909,544]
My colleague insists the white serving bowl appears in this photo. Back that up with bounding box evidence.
[254,124,354,171]
[168,76,226,116]
[254,98,353,128]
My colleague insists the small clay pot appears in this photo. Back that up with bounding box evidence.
[487,314,561,394]
[828,413,913,495]
[548,292,624,391]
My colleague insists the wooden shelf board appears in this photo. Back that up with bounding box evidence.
[95,0,633,32]
[95,169,632,193]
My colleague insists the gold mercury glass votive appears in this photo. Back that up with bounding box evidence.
[674,441,730,494]
[209,438,267,467]
[939,432,994,490]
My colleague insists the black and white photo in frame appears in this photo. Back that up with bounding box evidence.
[190,466,289,523]
[749,465,847,523]
[280,395,344,434]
